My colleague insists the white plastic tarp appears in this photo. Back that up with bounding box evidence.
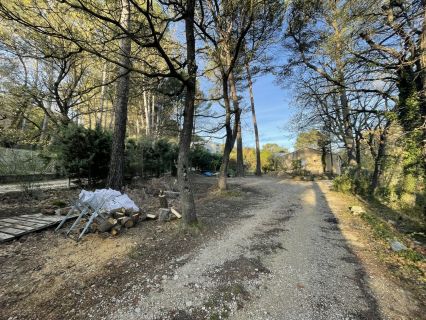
[78,188,139,213]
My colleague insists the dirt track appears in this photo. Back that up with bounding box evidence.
[109,177,422,320]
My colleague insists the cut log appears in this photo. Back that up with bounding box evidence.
[113,211,125,219]
[124,219,134,228]
[119,217,134,228]
[124,208,134,217]
[111,225,121,236]
[164,191,180,199]
[91,222,99,232]
[98,217,118,232]
[139,212,147,221]
[146,213,157,219]
[158,195,168,208]
[170,207,182,219]
[158,208,171,222]
[131,213,140,224]
[117,216,127,225]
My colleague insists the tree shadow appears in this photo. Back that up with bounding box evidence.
[311,181,383,320]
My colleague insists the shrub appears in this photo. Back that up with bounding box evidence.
[125,137,178,178]
[332,173,353,193]
[190,145,222,172]
[51,124,112,185]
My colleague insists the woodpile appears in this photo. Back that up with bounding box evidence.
[90,208,145,236]
[47,186,183,239]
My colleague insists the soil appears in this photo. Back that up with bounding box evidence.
[0,176,424,320]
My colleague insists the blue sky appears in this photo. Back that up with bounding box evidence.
[201,72,297,152]
[242,73,296,151]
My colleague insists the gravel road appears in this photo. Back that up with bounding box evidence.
[109,177,403,320]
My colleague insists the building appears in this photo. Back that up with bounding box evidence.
[280,148,341,175]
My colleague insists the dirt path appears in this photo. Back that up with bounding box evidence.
[0,179,75,194]
[106,177,422,320]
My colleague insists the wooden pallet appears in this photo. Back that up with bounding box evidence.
[0,213,76,243]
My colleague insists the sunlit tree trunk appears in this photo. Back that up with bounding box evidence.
[218,68,240,189]
[229,71,244,176]
[144,89,150,135]
[97,61,108,128]
[106,0,131,190]
[245,61,261,176]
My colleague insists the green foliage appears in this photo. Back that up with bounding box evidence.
[361,212,395,240]
[333,173,353,193]
[190,145,222,172]
[51,124,111,184]
[125,137,178,178]
[259,144,287,172]
[295,129,325,150]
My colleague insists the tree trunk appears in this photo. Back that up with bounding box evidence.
[236,120,244,176]
[371,122,390,192]
[40,61,53,142]
[229,71,244,177]
[97,61,108,128]
[218,70,240,190]
[355,132,361,168]
[151,93,156,138]
[177,0,197,225]
[245,61,261,176]
[420,4,426,181]
[144,89,150,135]
[106,0,131,190]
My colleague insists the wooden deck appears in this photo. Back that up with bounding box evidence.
[0,213,73,242]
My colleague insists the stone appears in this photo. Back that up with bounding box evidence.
[349,206,365,215]
[389,240,407,252]
[387,219,396,226]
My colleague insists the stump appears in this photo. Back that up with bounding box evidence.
[158,194,168,208]
[158,208,171,222]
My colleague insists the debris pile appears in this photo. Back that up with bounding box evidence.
[53,187,182,240]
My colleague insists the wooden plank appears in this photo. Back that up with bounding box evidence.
[0,232,14,241]
[0,224,34,231]
[3,218,46,227]
[13,216,61,223]
[20,214,62,222]
[0,213,78,243]
[0,227,26,235]
[10,218,53,227]
[170,207,182,219]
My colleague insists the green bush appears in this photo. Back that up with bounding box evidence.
[125,137,178,178]
[333,173,353,193]
[51,124,111,185]
[190,145,222,172]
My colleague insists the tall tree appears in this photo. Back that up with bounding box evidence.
[106,0,132,189]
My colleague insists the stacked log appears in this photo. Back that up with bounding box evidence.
[91,208,143,236]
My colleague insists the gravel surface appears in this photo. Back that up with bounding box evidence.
[109,178,386,320]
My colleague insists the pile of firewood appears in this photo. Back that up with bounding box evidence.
[91,208,144,236]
